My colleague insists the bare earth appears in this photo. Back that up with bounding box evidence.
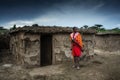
[0,49,120,80]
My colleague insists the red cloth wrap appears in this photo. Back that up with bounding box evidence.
[72,43,82,57]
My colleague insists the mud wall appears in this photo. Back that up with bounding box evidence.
[10,32,40,67]
[10,32,95,67]
[82,34,95,55]
[52,33,95,64]
[95,34,120,51]
[52,34,71,64]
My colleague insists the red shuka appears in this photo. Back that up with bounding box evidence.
[70,32,83,57]
[72,43,82,57]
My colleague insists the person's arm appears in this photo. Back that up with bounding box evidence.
[78,33,83,48]
[70,35,73,50]
[74,33,83,50]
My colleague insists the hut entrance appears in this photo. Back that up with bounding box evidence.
[40,34,52,66]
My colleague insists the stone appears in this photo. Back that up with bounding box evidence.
[2,64,12,68]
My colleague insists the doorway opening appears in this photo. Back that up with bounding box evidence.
[40,34,52,66]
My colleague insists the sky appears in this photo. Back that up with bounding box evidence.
[0,0,120,29]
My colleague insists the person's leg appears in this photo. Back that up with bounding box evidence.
[73,56,77,68]
[72,56,76,68]
[74,56,77,67]
[76,57,80,69]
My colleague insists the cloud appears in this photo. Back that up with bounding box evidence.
[1,0,118,29]
[91,3,104,11]
[4,20,34,28]
[114,24,120,28]
[3,9,108,29]
[3,15,58,28]
[34,16,58,23]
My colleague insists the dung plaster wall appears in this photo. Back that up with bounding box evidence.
[52,34,72,64]
[52,33,95,64]
[10,32,24,64]
[95,34,120,51]
[10,32,95,67]
[23,33,40,66]
[10,33,40,67]
[82,34,95,55]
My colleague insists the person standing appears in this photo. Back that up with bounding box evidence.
[70,27,83,69]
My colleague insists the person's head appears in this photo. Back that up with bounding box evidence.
[73,27,78,33]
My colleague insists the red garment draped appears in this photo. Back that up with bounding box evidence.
[70,32,83,57]
[72,43,82,57]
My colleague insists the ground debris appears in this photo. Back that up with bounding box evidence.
[0,50,120,80]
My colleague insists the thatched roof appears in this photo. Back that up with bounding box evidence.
[10,26,96,34]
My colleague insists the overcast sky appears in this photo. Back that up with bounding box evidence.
[0,0,120,29]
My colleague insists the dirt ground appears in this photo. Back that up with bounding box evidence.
[0,49,120,80]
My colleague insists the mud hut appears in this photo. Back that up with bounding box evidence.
[10,26,96,67]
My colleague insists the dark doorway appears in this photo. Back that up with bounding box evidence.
[40,34,52,66]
